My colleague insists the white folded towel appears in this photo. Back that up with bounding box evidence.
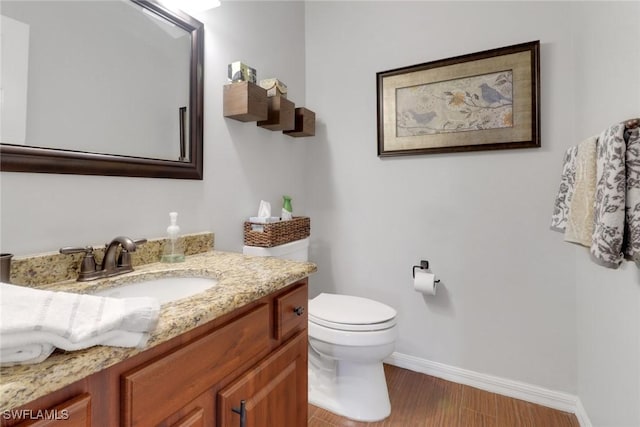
[0,330,150,365]
[0,343,54,365]
[0,283,160,366]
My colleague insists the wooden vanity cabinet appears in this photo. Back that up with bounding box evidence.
[3,279,308,427]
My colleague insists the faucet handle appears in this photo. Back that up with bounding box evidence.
[133,238,147,246]
[60,246,97,276]
[117,238,147,268]
[60,246,94,255]
[104,238,147,249]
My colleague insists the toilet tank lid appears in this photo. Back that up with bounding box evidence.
[309,293,397,325]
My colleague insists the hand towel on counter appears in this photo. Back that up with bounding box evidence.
[624,127,640,262]
[590,123,627,268]
[0,343,54,365]
[550,145,578,232]
[3,329,150,350]
[564,136,598,247]
[0,283,160,366]
[0,330,150,365]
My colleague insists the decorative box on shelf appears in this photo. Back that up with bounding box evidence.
[257,96,295,131]
[284,108,315,137]
[259,78,288,98]
[228,61,257,83]
[223,81,268,122]
[244,216,310,247]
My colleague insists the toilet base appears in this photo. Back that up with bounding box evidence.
[308,347,391,422]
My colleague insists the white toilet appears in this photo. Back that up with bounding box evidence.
[243,238,398,422]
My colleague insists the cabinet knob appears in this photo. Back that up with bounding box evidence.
[231,399,246,427]
[293,306,305,316]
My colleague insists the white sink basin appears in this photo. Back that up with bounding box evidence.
[93,276,218,304]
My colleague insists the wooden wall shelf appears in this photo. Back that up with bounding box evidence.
[223,81,268,122]
[284,108,315,137]
[257,96,295,131]
[223,82,315,138]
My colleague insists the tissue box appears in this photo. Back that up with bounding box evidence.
[248,216,281,232]
[244,216,310,247]
[259,78,288,98]
[228,61,257,83]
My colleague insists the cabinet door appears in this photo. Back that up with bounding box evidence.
[218,331,307,427]
[171,409,204,427]
[157,389,215,427]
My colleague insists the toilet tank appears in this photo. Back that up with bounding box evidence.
[242,237,309,261]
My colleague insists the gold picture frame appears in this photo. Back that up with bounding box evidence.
[377,41,540,156]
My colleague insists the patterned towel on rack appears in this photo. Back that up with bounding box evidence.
[550,146,578,232]
[565,136,598,247]
[624,127,640,262]
[564,135,598,248]
[591,123,627,268]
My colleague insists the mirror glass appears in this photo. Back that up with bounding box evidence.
[0,0,204,179]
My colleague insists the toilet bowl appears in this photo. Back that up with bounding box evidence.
[243,237,398,422]
[308,292,397,421]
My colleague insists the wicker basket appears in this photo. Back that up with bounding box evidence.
[244,216,310,247]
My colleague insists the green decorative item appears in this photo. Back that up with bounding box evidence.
[282,195,293,220]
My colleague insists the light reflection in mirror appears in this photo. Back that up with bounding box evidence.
[0,0,204,179]
[1,0,190,161]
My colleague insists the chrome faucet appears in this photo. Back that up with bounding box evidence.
[60,236,147,281]
[102,236,137,273]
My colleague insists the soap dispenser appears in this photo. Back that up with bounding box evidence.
[161,212,185,263]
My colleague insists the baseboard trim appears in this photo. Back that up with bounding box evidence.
[574,398,593,427]
[384,352,591,426]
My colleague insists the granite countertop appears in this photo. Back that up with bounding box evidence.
[0,250,316,411]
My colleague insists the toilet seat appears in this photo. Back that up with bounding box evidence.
[309,293,397,332]
[309,315,396,331]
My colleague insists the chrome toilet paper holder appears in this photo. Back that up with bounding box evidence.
[412,260,440,282]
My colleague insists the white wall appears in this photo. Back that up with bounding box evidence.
[305,0,580,395]
[572,3,640,426]
[0,1,308,255]
[199,0,308,251]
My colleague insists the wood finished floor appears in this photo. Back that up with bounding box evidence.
[308,365,579,427]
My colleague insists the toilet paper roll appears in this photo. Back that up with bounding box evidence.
[414,270,437,295]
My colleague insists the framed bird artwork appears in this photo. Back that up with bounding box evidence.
[376,40,540,156]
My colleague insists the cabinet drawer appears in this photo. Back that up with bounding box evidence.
[15,393,91,427]
[275,284,307,340]
[122,304,270,427]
